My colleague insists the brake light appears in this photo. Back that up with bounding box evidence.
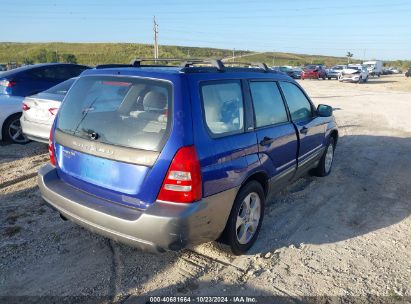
[22,103,30,111]
[157,146,202,203]
[48,108,58,116]
[0,79,17,87]
[49,129,56,166]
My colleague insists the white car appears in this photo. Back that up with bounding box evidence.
[0,95,28,144]
[339,65,369,83]
[21,78,76,143]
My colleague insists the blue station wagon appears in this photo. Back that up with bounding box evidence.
[38,59,338,255]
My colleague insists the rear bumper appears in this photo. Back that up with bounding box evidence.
[20,116,51,144]
[38,164,237,253]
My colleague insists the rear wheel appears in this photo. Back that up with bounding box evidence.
[222,181,265,255]
[2,113,29,144]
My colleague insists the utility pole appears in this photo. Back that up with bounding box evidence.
[153,16,159,60]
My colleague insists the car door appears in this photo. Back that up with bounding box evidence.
[248,80,298,187]
[279,81,327,173]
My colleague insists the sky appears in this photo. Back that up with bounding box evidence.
[1,0,410,60]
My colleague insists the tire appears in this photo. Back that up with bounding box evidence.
[1,113,29,144]
[311,137,335,177]
[221,181,265,255]
[328,77,331,80]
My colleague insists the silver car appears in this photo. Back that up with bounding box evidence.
[21,78,76,143]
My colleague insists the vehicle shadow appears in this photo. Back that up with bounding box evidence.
[0,141,47,165]
[250,134,411,254]
[0,134,410,300]
[365,80,398,84]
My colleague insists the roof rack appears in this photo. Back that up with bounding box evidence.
[96,58,272,73]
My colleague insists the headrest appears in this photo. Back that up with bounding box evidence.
[143,91,167,110]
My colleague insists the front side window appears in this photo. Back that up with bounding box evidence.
[201,81,244,136]
[249,81,288,127]
[280,82,313,121]
[57,76,172,151]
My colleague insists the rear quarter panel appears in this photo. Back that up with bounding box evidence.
[0,96,24,140]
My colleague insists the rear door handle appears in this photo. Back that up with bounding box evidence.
[300,126,309,134]
[260,136,274,146]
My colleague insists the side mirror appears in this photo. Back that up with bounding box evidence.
[317,104,333,117]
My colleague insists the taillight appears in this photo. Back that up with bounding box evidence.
[22,103,30,111]
[49,129,56,166]
[0,79,17,87]
[48,108,58,116]
[157,146,202,203]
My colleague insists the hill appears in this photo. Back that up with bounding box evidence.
[0,42,408,69]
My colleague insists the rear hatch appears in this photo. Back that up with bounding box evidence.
[54,75,172,209]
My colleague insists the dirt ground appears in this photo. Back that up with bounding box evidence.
[0,74,410,302]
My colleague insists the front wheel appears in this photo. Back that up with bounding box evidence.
[311,137,335,177]
[222,181,265,255]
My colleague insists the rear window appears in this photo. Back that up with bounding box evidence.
[57,76,172,151]
[44,78,76,95]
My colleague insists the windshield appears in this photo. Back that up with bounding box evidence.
[44,78,76,95]
[332,66,343,70]
[57,75,172,152]
[305,65,317,70]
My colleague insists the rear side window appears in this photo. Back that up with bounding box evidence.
[201,81,244,136]
[44,78,76,95]
[57,76,172,151]
[249,81,288,127]
[279,82,313,121]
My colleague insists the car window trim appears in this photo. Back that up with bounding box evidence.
[199,79,246,139]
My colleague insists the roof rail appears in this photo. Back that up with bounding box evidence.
[95,64,133,69]
[95,58,272,73]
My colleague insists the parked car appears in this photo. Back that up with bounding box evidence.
[327,65,346,80]
[291,67,302,79]
[389,67,401,74]
[0,95,27,144]
[405,67,411,77]
[339,65,369,83]
[0,63,89,97]
[38,59,338,255]
[20,78,77,143]
[276,66,301,79]
[301,65,328,80]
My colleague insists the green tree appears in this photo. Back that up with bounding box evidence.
[32,48,48,63]
[23,58,34,65]
[61,54,77,64]
[46,50,59,62]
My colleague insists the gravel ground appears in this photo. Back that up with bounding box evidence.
[0,74,410,302]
